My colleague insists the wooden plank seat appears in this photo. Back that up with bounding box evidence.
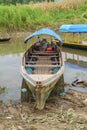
[28,55,59,58]
[33,50,56,54]
[32,52,57,55]
[26,61,59,64]
[25,64,60,67]
[29,55,59,58]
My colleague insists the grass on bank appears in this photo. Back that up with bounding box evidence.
[0,0,87,32]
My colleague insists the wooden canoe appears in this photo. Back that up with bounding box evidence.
[0,37,11,42]
[21,28,64,110]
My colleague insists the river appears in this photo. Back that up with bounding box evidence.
[0,37,87,103]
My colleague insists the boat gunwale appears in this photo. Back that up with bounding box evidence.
[21,64,64,87]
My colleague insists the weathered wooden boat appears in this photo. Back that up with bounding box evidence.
[0,37,11,42]
[59,24,87,50]
[21,28,64,110]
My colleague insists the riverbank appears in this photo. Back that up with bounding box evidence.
[0,89,87,130]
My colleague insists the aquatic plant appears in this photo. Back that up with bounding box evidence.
[0,87,6,94]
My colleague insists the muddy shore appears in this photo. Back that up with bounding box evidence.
[0,32,87,129]
[0,88,87,130]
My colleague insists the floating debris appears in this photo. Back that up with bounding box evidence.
[21,88,27,93]
[59,92,65,96]
[71,79,87,88]
[71,79,79,87]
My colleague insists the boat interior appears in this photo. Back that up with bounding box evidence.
[23,39,62,75]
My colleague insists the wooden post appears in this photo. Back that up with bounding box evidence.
[77,33,81,44]
[72,33,75,43]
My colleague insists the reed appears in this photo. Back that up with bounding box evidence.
[29,0,84,11]
[0,0,86,32]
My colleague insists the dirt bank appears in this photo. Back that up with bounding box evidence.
[0,89,87,130]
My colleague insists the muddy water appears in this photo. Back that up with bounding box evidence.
[0,39,87,103]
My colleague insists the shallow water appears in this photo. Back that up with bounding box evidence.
[62,47,87,93]
[62,48,87,83]
[0,39,87,103]
[0,54,22,103]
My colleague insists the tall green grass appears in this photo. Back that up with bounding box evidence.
[0,5,52,31]
[0,0,87,32]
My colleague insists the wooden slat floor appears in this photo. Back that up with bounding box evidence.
[33,56,52,74]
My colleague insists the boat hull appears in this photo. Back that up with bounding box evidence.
[21,69,64,110]
[63,43,87,51]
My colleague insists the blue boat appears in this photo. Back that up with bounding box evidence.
[59,24,87,50]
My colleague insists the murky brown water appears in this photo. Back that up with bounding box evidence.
[0,38,87,103]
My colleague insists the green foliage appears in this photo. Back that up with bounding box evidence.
[0,1,87,32]
[0,0,33,5]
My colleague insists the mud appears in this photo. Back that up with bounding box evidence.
[0,88,87,130]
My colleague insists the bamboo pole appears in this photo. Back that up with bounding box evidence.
[77,33,81,44]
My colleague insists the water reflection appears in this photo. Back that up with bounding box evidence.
[0,38,26,55]
[62,47,87,85]
[0,54,22,103]
[62,47,87,69]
